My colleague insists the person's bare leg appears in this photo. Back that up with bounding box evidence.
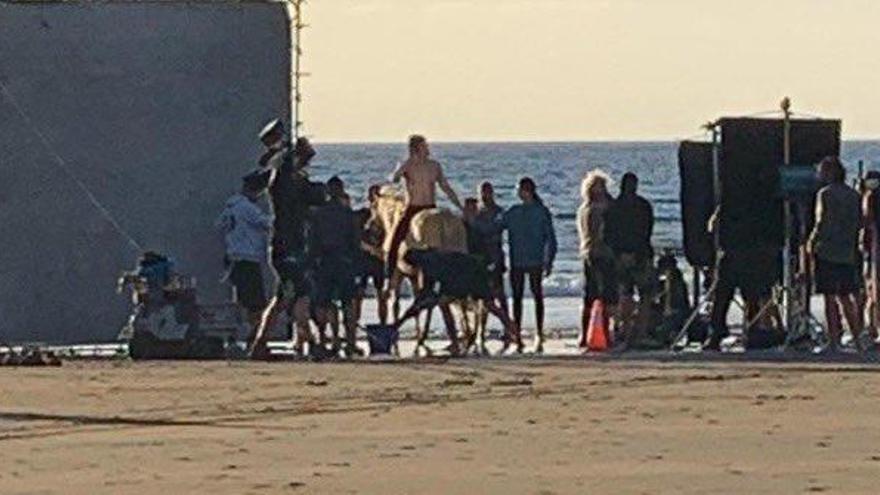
[250,297,283,358]
[292,297,314,356]
[839,295,865,350]
[824,294,843,351]
[477,300,489,354]
[439,301,460,355]
[388,271,403,324]
[486,299,518,346]
[245,311,262,344]
[458,301,475,353]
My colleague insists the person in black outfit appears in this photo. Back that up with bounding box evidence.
[309,176,363,357]
[249,120,327,359]
[604,172,655,346]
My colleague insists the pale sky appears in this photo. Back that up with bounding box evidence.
[305,0,880,142]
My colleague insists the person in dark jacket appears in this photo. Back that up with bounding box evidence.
[501,177,557,353]
[605,172,655,346]
[309,176,362,357]
[473,182,508,313]
[249,121,326,359]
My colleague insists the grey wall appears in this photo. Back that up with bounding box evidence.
[0,1,291,343]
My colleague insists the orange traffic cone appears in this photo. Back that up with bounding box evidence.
[583,299,609,352]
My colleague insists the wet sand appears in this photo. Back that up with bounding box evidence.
[2,355,880,494]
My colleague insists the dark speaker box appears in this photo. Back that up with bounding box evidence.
[717,118,840,251]
[678,141,715,268]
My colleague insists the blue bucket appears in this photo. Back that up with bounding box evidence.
[365,324,399,355]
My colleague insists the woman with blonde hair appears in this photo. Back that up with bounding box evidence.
[577,169,618,343]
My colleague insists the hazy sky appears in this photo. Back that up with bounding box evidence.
[305,0,880,142]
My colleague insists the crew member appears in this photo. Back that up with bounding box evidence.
[216,170,272,339]
[249,120,326,359]
[808,156,866,352]
[309,177,362,358]
[605,172,655,346]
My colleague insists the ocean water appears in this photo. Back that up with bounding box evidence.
[308,140,880,300]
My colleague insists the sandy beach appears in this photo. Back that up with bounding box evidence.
[2,354,880,495]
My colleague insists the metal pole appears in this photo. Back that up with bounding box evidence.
[290,0,306,141]
[781,97,793,334]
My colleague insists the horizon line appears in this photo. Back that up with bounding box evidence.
[310,136,880,145]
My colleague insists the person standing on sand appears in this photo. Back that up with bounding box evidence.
[309,177,363,357]
[216,170,273,341]
[808,156,867,352]
[353,185,389,325]
[577,170,618,346]
[249,121,326,359]
[605,172,655,347]
[473,182,509,326]
[501,177,557,354]
[861,171,880,339]
[386,135,463,275]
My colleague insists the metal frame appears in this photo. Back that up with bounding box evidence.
[673,99,828,351]
[288,0,308,140]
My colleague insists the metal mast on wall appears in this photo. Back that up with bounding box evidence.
[289,0,308,140]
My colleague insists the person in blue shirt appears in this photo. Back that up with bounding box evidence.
[501,177,557,353]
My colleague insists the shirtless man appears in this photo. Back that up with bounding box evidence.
[386,135,463,275]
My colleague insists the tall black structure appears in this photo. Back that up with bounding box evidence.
[675,109,841,348]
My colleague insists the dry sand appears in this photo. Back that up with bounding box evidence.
[2,355,880,494]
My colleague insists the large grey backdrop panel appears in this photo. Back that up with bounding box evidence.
[0,1,291,342]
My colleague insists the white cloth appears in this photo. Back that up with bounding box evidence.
[216,193,272,263]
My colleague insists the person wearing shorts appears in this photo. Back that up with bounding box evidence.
[605,172,656,345]
[808,157,865,351]
[308,177,363,357]
[216,170,272,340]
[353,185,388,324]
[249,126,324,359]
[229,260,267,317]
